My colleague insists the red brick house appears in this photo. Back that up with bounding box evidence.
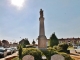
[47,37,80,46]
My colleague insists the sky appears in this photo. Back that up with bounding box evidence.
[0,0,80,43]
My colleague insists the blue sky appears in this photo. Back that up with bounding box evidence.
[0,0,80,43]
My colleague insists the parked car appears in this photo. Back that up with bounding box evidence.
[6,48,13,55]
[77,46,80,49]
[0,46,4,48]
[11,47,16,53]
[73,46,77,49]
[14,47,18,51]
[0,48,7,58]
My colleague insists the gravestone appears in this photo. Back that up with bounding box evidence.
[51,54,65,60]
[22,55,34,60]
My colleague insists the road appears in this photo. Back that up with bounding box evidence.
[0,51,18,60]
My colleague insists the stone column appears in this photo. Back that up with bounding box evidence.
[38,9,47,48]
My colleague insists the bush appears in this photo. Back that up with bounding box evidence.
[53,43,70,53]
[53,46,58,51]
[12,47,73,60]
[41,47,58,60]
[54,43,70,53]
[41,48,72,60]
[58,43,68,50]
[58,52,74,60]
[22,48,42,60]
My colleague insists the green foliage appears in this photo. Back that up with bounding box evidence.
[68,43,73,47]
[58,53,74,60]
[13,47,73,60]
[53,45,58,51]
[18,44,22,60]
[19,38,30,48]
[41,47,72,60]
[32,39,36,45]
[12,57,19,60]
[50,33,59,47]
[41,48,58,60]
[53,43,70,53]
[22,48,42,60]
[24,38,30,45]
[68,46,74,50]
[58,43,69,51]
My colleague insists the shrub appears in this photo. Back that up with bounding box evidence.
[58,43,68,50]
[58,52,74,60]
[57,43,70,53]
[53,46,58,51]
[12,47,73,60]
[41,47,58,60]
[22,48,42,60]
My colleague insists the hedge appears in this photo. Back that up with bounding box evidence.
[12,48,74,60]
[22,48,42,60]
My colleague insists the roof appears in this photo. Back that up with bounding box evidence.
[47,37,80,41]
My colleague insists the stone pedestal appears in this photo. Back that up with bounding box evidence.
[38,35,47,48]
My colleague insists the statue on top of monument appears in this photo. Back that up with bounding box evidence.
[40,9,43,17]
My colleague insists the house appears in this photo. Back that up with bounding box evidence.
[2,40,9,48]
[47,37,80,46]
[59,37,80,45]
[9,43,18,47]
[0,40,2,46]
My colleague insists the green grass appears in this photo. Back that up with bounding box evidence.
[12,57,19,60]
[68,47,74,50]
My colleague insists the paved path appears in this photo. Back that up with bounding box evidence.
[70,55,80,60]
[0,51,18,60]
[70,49,80,60]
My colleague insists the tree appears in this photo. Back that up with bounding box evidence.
[24,38,30,45]
[18,44,22,60]
[32,39,36,45]
[19,38,30,48]
[50,32,59,47]
[2,40,9,48]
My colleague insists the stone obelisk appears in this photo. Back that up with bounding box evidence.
[38,9,47,48]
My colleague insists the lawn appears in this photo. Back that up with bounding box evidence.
[68,47,74,50]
